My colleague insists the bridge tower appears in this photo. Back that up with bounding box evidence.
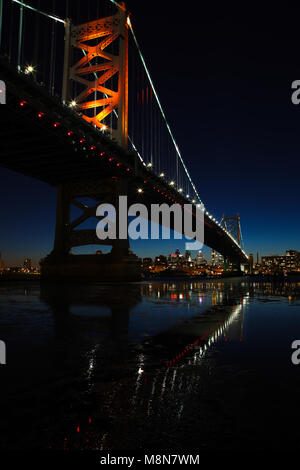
[62,2,128,148]
[221,214,243,274]
[222,214,241,246]
[41,3,140,281]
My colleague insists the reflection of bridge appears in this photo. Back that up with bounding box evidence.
[0,0,248,280]
[40,280,248,450]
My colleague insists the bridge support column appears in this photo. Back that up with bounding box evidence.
[41,176,141,281]
[53,184,71,255]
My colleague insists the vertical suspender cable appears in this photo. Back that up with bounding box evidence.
[49,3,55,94]
[34,0,40,77]
[17,1,24,71]
[9,2,14,63]
[0,0,3,50]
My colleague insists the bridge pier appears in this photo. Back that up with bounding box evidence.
[41,176,141,282]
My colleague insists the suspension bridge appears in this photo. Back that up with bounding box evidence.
[0,0,248,280]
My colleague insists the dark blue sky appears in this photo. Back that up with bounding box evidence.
[1,1,300,266]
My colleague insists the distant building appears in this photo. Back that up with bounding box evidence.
[211,249,223,267]
[196,251,207,266]
[155,255,167,266]
[261,250,300,273]
[142,257,152,268]
[249,253,254,273]
[24,258,32,271]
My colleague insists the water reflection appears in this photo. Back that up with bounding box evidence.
[0,280,300,450]
[37,281,250,450]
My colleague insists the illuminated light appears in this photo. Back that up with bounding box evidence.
[108,157,114,162]
[159,173,165,177]
[144,180,148,184]
[24,65,34,75]
[37,112,44,118]
[88,418,92,424]
[138,367,144,374]
[69,100,77,108]
[186,195,190,198]
[126,168,130,172]
[147,162,152,168]
[90,145,96,150]
[192,199,195,203]
[79,138,85,144]
[67,130,73,136]
[19,100,27,107]
[99,151,105,156]
[77,426,80,433]
[137,188,143,193]
[178,188,183,192]
[127,16,131,26]
[170,181,175,186]
[117,162,121,167]
[101,124,108,131]
[53,122,60,128]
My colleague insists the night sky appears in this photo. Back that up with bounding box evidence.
[1,1,300,266]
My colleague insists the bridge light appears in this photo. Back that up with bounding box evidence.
[192,199,195,203]
[99,151,105,156]
[24,65,34,75]
[159,173,165,177]
[137,188,143,193]
[37,112,44,118]
[102,124,108,131]
[69,100,77,108]
[170,181,175,186]
[147,162,152,168]
[53,122,60,128]
[178,188,183,192]
[90,145,96,150]
[67,130,73,136]
[186,194,190,198]
[19,100,27,107]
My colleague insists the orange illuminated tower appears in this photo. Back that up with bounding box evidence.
[62,2,128,148]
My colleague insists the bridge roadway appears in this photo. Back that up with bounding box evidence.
[0,57,248,264]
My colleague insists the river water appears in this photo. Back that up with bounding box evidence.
[0,279,300,450]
